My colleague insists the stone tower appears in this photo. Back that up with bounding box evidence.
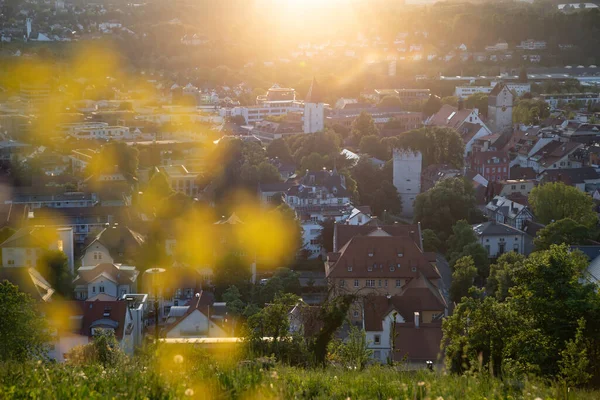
[303,77,324,134]
[392,149,422,217]
[487,82,515,132]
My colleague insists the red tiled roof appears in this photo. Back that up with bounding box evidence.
[393,322,443,362]
[81,300,128,339]
[333,224,421,252]
[327,236,439,280]
[428,104,473,130]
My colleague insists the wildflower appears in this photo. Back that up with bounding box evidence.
[37,360,42,366]
[173,355,184,364]
[270,370,278,379]
[534,398,542,400]
[333,376,338,380]
[418,381,426,387]
[270,383,274,389]
[437,397,444,400]
[184,388,194,396]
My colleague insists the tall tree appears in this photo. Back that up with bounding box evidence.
[534,218,591,250]
[486,252,525,301]
[0,281,50,361]
[266,139,293,163]
[38,250,72,298]
[413,177,480,239]
[529,182,597,227]
[351,111,378,142]
[450,256,478,303]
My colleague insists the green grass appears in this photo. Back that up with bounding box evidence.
[0,352,597,399]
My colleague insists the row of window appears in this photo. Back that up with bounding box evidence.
[347,264,416,272]
[340,279,403,288]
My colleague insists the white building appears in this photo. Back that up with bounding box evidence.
[392,149,422,217]
[473,221,530,258]
[73,262,139,300]
[155,165,202,197]
[455,82,531,98]
[303,78,325,134]
[487,83,515,132]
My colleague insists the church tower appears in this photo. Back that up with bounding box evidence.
[487,82,515,132]
[303,77,324,134]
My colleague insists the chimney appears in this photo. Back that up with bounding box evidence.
[414,312,420,328]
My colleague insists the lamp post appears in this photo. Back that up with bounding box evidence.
[144,268,166,344]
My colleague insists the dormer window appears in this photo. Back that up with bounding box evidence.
[368,250,374,257]
[411,266,417,272]
[389,265,395,272]
[397,251,403,257]
[347,265,353,272]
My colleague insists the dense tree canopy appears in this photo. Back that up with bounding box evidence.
[387,127,464,169]
[534,218,591,250]
[413,177,481,239]
[0,281,50,361]
[529,182,597,227]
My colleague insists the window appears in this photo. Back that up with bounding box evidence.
[411,266,417,272]
[92,286,96,293]
[353,310,359,318]
[395,279,402,287]
[354,280,359,287]
[374,335,381,345]
[374,350,381,360]
[515,236,519,241]
[347,265,353,272]
[368,264,373,272]
[99,286,105,293]
[368,250,374,257]
[378,280,382,287]
[175,288,182,298]
[389,265,395,272]
[514,243,519,252]
[366,279,376,287]
[520,185,526,189]
[511,185,516,190]
[339,280,345,287]
[7,259,14,265]
[385,279,388,287]
[185,289,193,299]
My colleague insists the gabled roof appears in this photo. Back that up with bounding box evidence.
[489,82,516,98]
[472,221,526,237]
[163,291,215,334]
[333,224,421,252]
[531,140,582,168]
[327,236,439,280]
[486,195,530,220]
[428,104,474,130]
[73,263,138,286]
[214,213,243,225]
[305,77,323,103]
[542,167,600,185]
[81,299,128,339]
[0,227,55,248]
[393,322,443,362]
[82,225,145,263]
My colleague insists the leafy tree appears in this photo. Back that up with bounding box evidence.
[422,95,443,117]
[266,139,293,163]
[413,177,479,239]
[247,293,299,347]
[446,220,478,262]
[529,182,597,227]
[534,218,590,250]
[223,285,245,316]
[465,93,489,117]
[328,325,372,370]
[359,135,387,160]
[93,329,124,368]
[422,229,442,253]
[513,99,550,125]
[316,218,335,253]
[0,281,50,361]
[228,115,246,125]
[441,96,458,107]
[287,131,341,166]
[258,268,301,306]
[388,127,464,169]
[450,256,478,303]
[350,158,400,216]
[559,318,592,387]
[486,252,525,301]
[351,111,378,142]
[38,250,72,298]
[300,152,328,173]
[89,142,139,180]
[257,162,281,184]
[378,95,402,108]
[213,254,252,297]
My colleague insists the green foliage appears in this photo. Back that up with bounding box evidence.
[351,111,378,142]
[88,142,139,180]
[389,126,465,169]
[422,229,442,253]
[0,281,50,361]
[213,254,252,297]
[229,115,246,125]
[266,138,293,163]
[247,293,300,351]
[38,250,72,298]
[441,96,458,107]
[534,218,591,250]
[350,158,401,216]
[327,325,372,370]
[449,256,478,303]
[486,252,525,301]
[513,99,550,125]
[287,131,341,167]
[414,178,480,239]
[69,329,125,368]
[422,95,443,117]
[559,318,592,387]
[358,135,387,160]
[529,182,597,227]
[465,93,489,117]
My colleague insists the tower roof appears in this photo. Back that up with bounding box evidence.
[305,77,323,103]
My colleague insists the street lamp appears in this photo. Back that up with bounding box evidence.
[144,267,166,344]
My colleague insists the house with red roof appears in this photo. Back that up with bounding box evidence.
[426,103,491,157]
